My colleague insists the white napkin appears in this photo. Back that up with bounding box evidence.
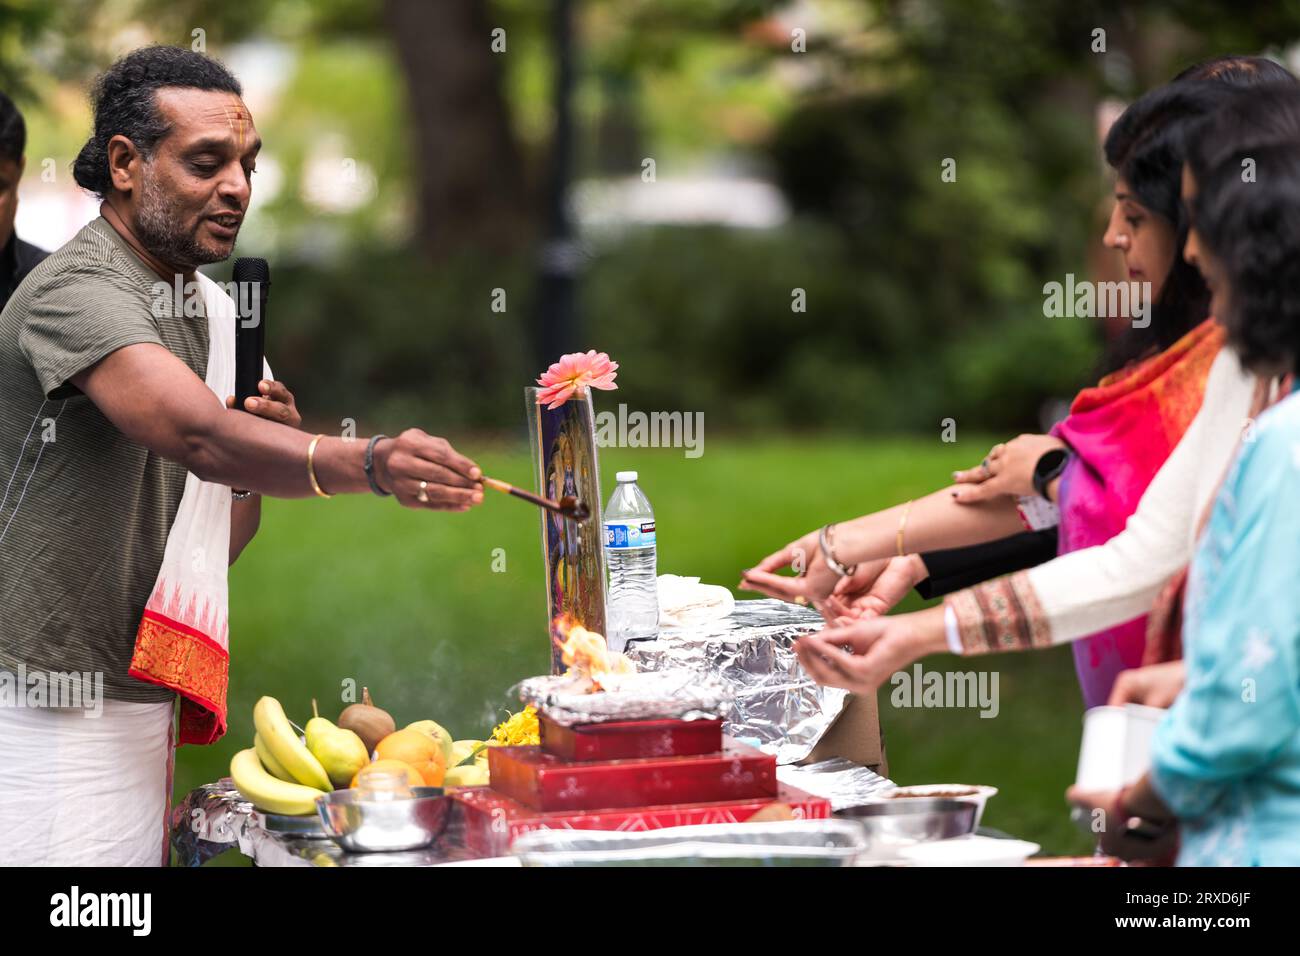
[657,574,735,627]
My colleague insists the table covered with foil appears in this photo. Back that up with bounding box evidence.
[626,598,848,764]
[170,772,894,867]
[172,600,891,866]
[171,781,492,867]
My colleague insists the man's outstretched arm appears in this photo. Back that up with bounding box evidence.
[71,342,483,508]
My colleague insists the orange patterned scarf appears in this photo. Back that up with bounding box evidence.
[127,273,234,745]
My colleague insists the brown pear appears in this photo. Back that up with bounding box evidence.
[337,686,395,754]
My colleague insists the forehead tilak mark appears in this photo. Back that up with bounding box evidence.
[197,104,255,150]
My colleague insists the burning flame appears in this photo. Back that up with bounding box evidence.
[551,615,635,691]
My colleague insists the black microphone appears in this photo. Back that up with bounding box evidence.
[232,257,270,410]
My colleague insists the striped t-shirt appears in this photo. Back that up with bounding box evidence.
[0,217,209,702]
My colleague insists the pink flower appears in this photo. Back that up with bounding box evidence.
[535,350,619,409]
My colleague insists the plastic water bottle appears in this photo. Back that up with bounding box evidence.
[604,471,659,650]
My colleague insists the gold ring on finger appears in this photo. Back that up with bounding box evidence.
[795,595,809,606]
[417,480,430,503]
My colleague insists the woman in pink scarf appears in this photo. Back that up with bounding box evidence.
[1051,319,1222,706]
[743,60,1291,707]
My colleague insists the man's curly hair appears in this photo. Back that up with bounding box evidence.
[73,45,241,200]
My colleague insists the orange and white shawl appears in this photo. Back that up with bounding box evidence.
[128,272,237,745]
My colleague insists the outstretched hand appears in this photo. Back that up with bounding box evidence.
[951,433,1065,503]
[740,528,841,608]
[820,554,927,622]
[794,607,947,694]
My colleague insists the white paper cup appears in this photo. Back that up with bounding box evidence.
[1075,704,1166,790]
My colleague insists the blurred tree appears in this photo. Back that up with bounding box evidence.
[72,0,538,259]
[381,0,532,258]
[0,1,54,97]
[0,0,99,96]
[10,0,1300,435]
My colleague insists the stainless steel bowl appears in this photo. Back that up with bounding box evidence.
[316,787,449,853]
[836,798,977,858]
[262,811,330,839]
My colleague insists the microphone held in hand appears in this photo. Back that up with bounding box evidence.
[232,257,270,410]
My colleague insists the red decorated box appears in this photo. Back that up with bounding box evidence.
[540,715,723,761]
[488,740,776,812]
[450,783,832,857]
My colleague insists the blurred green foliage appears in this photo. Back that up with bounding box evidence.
[9,1,1300,432]
[253,222,1098,439]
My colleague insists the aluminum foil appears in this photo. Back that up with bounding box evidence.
[511,820,869,867]
[515,667,732,726]
[626,598,848,764]
[171,781,482,867]
[776,758,896,811]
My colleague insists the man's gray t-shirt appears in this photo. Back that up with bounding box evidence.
[0,217,209,702]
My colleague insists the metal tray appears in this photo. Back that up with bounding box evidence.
[511,820,868,867]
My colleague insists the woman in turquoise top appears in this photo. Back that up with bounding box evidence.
[1151,385,1300,865]
[1069,87,1300,866]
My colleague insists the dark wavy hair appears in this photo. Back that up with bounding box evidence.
[1172,54,1295,87]
[73,45,241,200]
[1099,56,1296,372]
[0,89,25,164]
[1187,84,1300,376]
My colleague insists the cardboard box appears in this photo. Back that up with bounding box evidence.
[803,691,888,777]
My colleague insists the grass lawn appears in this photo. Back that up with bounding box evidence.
[182,433,1094,863]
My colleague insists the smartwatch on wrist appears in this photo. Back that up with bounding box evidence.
[1032,448,1070,501]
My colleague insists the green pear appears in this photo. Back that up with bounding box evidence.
[451,739,485,768]
[306,699,370,787]
[406,719,455,767]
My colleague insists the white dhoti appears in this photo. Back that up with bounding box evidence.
[0,272,248,866]
[0,696,175,866]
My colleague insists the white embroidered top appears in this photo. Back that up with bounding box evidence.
[1027,348,1258,645]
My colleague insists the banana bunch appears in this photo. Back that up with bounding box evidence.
[253,696,332,791]
[230,749,327,815]
[229,696,334,816]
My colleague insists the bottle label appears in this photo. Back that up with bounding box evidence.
[605,520,656,550]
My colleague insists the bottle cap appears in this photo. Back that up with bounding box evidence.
[615,471,638,482]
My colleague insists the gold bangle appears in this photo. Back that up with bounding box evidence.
[307,434,333,498]
[896,499,914,556]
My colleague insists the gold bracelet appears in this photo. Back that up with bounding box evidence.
[307,434,334,498]
[896,499,914,556]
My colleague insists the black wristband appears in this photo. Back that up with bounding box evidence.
[365,434,392,497]
[1032,448,1070,501]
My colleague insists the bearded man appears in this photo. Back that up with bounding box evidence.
[0,46,483,865]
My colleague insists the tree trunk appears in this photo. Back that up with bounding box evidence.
[382,0,533,259]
